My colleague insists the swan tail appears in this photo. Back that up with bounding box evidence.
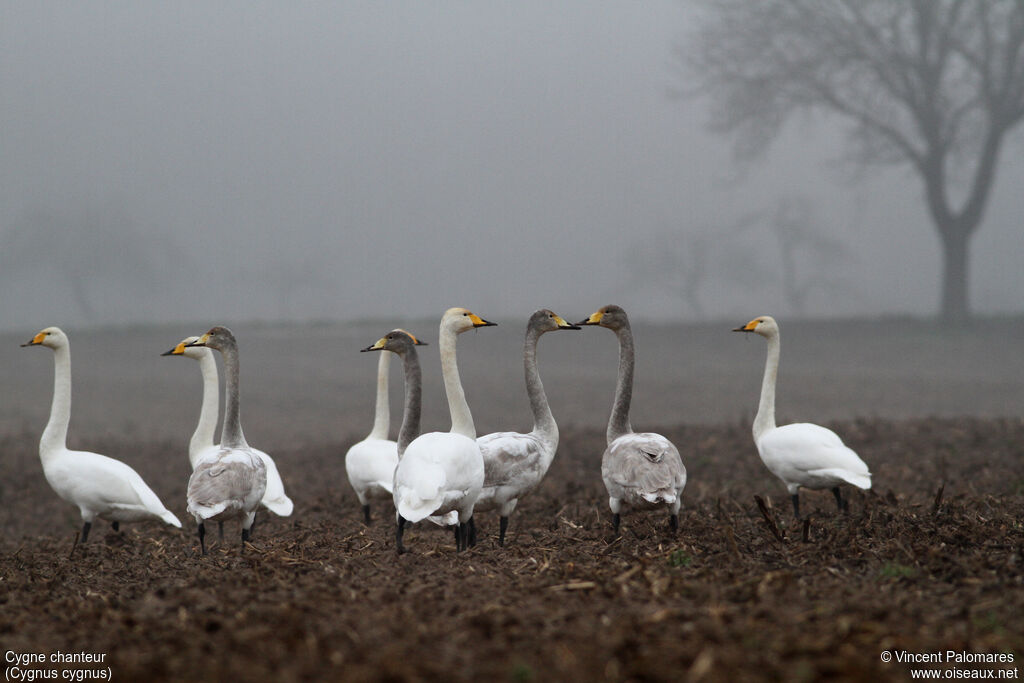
[161,510,183,528]
[814,468,872,490]
[395,465,447,523]
[261,495,294,517]
[641,490,678,505]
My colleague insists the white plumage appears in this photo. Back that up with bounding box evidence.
[22,327,181,542]
[392,308,493,553]
[734,315,871,517]
[344,349,398,523]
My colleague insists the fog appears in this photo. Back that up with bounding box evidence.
[2,1,1022,332]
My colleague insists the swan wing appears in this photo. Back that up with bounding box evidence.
[345,438,399,496]
[187,449,267,520]
[47,451,181,526]
[477,431,549,488]
[254,448,294,516]
[394,432,484,521]
[602,433,686,504]
[757,423,871,489]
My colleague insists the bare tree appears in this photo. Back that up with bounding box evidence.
[679,0,1024,322]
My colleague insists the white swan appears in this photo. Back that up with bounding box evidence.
[390,308,493,553]
[162,336,293,518]
[474,309,579,546]
[183,326,267,553]
[21,327,181,542]
[578,306,686,535]
[733,315,871,517]
[346,332,426,523]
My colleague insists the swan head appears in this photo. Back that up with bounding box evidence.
[577,304,628,331]
[361,329,427,355]
[441,307,496,335]
[530,309,581,333]
[733,315,779,338]
[21,326,67,349]
[161,335,209,360]
[184,326,236,352]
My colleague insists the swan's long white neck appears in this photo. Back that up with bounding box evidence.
[218,342,248,449]
[524,326,556,442]
[41,344,72,457]
[607,325,635,444]
[396,349,422,458]
[754,332,780,441]
[189,351,220,465]
[440,325,476,439]
[368,351,390,441]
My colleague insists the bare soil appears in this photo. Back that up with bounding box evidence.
[1,319,1022,681]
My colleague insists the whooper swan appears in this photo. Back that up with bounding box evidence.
[578,306,686,536]
[733,316,871,517]
[22,327,181,542]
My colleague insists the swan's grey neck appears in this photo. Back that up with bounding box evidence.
[368,351,390,440]
[189,351,220,464]
[41,344,72,456]
[396,350,422,458]
[440,325,476,439]
[607,325,635,444]
[218,342,248,448]
[754,332,780,441]
[524,326,556,440]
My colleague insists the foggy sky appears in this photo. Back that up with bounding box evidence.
[1,1,1022,331]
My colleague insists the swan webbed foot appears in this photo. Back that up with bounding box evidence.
[197,522,207,556]
[362,505,371,525]
[81,521,92,544]
[791,494,801,519]
[831,487,847,512]
[498,516,509,547]
[396,516,407,554]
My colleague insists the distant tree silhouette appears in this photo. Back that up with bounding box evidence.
[679,0,1024,322]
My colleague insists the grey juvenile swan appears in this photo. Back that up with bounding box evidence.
[184,326,267,554]
[162,335,293,523]
[474,309,580,546]
[578,305,686,535]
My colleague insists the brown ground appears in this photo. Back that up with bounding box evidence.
[1,318,1022,681]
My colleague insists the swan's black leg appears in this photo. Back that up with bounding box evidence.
[197,522,207,555]
[81,521,92,543]
[396,516,407,554]
[218,521,225,541]
[241,526,251,546]
[499,516,509,547]
[832,487,847,512]
[248,512,257,539]
[362,505,371,524]
[468,517,477,548]
[669,514,679,532]
[452,524,460,547]
[791,494,801,519]
[111,521,120,532]
[612,513,621,537]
